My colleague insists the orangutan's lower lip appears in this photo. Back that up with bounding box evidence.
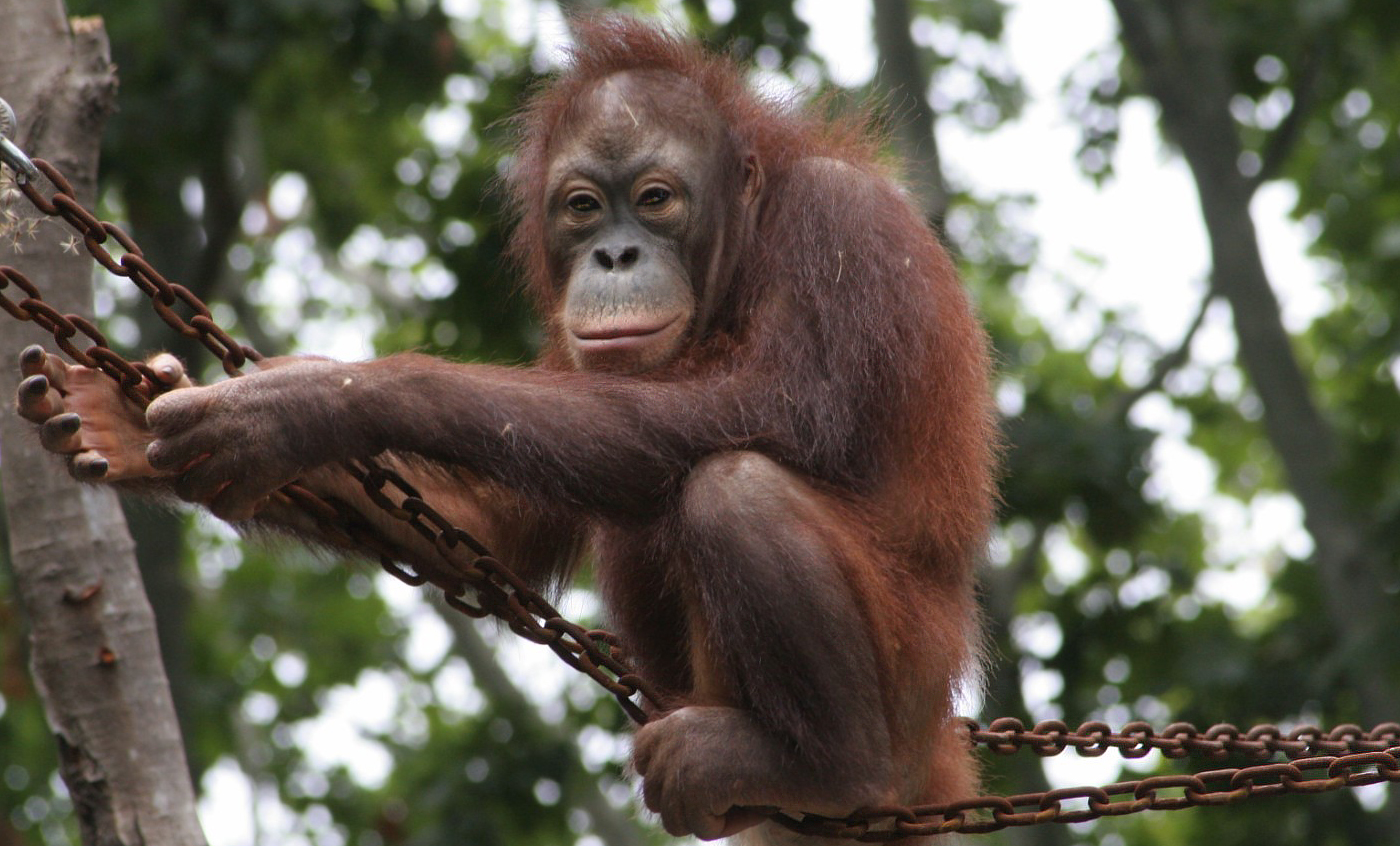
[571,315,681,350]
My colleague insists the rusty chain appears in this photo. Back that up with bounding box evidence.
[769,742,1400,838]
[967,718,1400,762]
[1,154,660,724]
[3,134,1396,834]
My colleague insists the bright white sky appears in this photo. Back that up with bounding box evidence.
[198,1,1337,841]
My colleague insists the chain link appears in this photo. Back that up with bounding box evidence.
[5,156,662,723]
[5,150,1396,835]
[774,743,1400,839]
[20,161,259,377]
[0,264,151,403]
[966,718,1400,762]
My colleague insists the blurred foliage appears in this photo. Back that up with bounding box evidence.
[3,0,1400,845]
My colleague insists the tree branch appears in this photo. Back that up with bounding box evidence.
[1250,38,1328,189]
[438,609,649,846]
[1105,286,1215,423]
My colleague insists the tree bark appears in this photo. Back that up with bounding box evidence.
[0,4,208,844]
[872,0,950,231]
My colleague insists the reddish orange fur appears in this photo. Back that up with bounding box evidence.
[21,16,996,841]
[500,17,997,826]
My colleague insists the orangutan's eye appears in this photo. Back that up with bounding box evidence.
[638,187,672,206]
[568,193,601,212]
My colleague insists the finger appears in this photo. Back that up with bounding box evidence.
[640,771,666,818]
[716,808,767,839]
[658,809,691,839]
[70,451,110,481]
[146,352,192,390]
[206,467,299,523]
[18,344,67,390]
[208,487,272,523]
[39,413,83,453]
[687,808,728,841]
[170,462,228,505]
[169,448,290,509]
[631,726,656,775]
[19,344,46,377]
[17,374,64,422]
[147,437,211,474]
[144,400,219,471]
[146,387,207,437]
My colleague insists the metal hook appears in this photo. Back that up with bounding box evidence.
[0,97,42,185]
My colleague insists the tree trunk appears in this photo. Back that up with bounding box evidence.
[872,0,951,232]
[0,4,208,844]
